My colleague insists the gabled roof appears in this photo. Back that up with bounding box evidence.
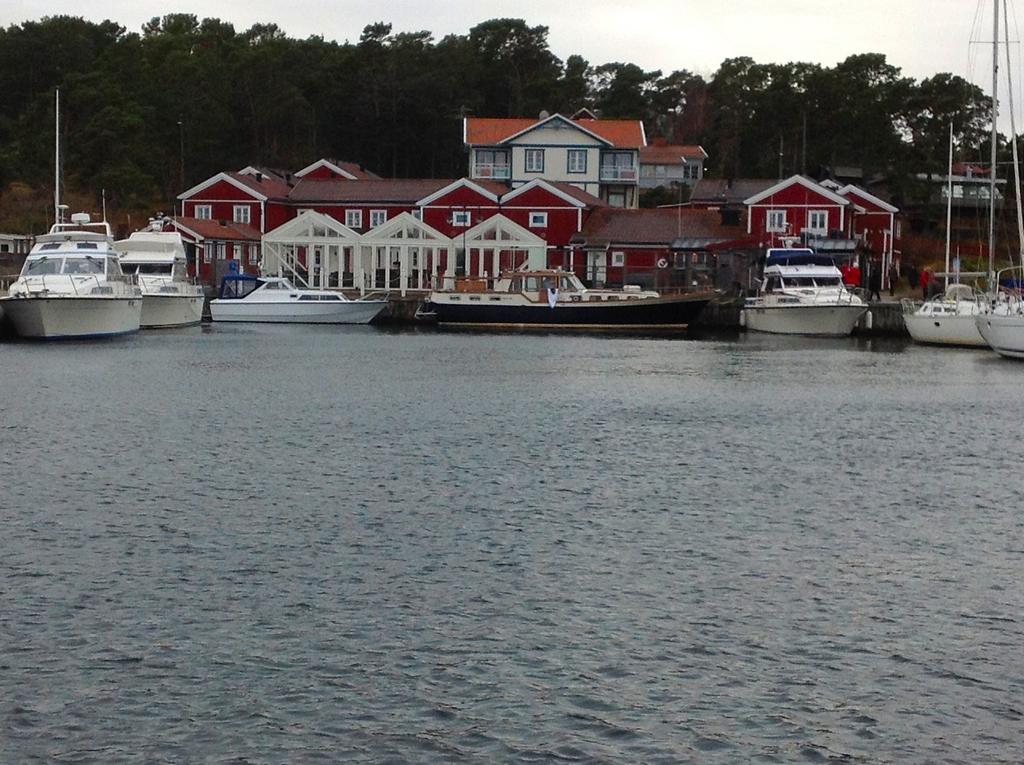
[836,184,899,213]
[263,209,360,242]
[171,217,262,242]
[639,144,708,164]
[571,208,749,247]
[294,159,380,180]
[228,171,293,199]
[416,178,502,206]
[288,178,456,204]
[178,172,269,202]
[743,175,850,207]
[501,178,597,208]
[464,114,645,149]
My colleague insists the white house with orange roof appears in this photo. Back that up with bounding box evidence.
[463,112,646,208]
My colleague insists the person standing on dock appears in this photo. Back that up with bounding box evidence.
[868,261,882,302]
[919,267,930,300]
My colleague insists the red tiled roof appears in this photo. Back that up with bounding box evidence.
[689,179,775,205]
[572,207,748,246]
[326,160,380,180]
[288,178,455,203]
[547,181,608,207]
[465,115,645,148]
[640,145,707,164]
[172,217,262,241]
[229,171,293,200]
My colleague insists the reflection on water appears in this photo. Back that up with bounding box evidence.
[1,327,1022,763]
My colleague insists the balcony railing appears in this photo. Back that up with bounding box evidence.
[473,163,511,180]
[599,166,638,182]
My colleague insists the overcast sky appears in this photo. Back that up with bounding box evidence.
[1,1,1013,92]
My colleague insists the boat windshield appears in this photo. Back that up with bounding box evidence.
[517,275,579,291]
[123,263,173,276]
[22,257,63,276]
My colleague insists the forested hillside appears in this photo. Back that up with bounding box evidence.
[0,14,995,231]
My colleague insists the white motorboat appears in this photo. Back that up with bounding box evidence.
[115,225,204,328]
[0,213,142,339]
[742,248,867,336]
[902,284,986,347]
[209,275,387,324]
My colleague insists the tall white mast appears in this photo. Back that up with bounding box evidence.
[988,0,999,287]
[945,122,953,289]
[54,88,60,226]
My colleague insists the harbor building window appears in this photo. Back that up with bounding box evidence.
[370,210,387,228]
[611,251,625,267]
[202,242,213,263]
[345,209,363,229]
[195,205,212,220]
[525,149,545,173]
[452,211,471,227]
[233,205,250,224]
[474,149,510,179]
[567,150,587,174]
[217,242,227,260]
[248,244,258,264]
[528,212,548,228]
[807,210,828,234]
[766,210,787,232]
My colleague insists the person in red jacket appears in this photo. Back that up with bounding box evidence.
[919,268,931,300]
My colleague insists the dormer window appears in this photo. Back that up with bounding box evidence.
[525,149,545,173]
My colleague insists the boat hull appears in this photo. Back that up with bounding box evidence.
[744,304,867,336]
[209,299,386,324]
[904,312,986,347]
[141,293,204,328]
[0,296,142,339]
[975,312,1024,358]
[428,294,710,330]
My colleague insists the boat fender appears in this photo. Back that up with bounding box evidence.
[739,309,746,328]
[571,294,581,302]
[657,258,669,269]
[865,310,873,330]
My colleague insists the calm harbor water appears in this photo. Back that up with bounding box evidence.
[1,326,1022,763]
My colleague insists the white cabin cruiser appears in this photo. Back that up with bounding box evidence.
[115,227,203,328]
[743,248,867,336]
[1,213,142,339]
[209,275,387,324]
[901,283,985,347]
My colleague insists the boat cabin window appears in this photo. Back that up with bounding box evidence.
[40,243,61,251]
[262,281,284,290]
[298,294,342,301]
[23,257,62,275]
[221,278,260,299]
[765,276,782,292]
[123,262,173,276]
[172,262,188,280]
[62,256,106,275]
[106,257,125,280]
[814,277,841,287]
[76,242,99,250]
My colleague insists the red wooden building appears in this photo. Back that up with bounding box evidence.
[743,175,853,248]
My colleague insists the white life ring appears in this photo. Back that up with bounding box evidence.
[657,258,669,269]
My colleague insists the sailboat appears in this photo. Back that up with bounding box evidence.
[902,124,987,346]
[974,0,1024,358]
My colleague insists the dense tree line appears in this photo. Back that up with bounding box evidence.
[0,14,997,230]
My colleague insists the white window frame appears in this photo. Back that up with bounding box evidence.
[202,242,213,263]
[217,242,227,261]
[232,205,250,224]
[766,209,787,233]
[524,148,545,173]
[412,208,423,221]
[369,209,387,228]
[195,204,212,220]
[611,251,625,267]
[452,211,471,227]
[807,209,828,234]
[345,209,363,229]
[248,244,258,264]
[567,149,587,174]
[528,212,548,228]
